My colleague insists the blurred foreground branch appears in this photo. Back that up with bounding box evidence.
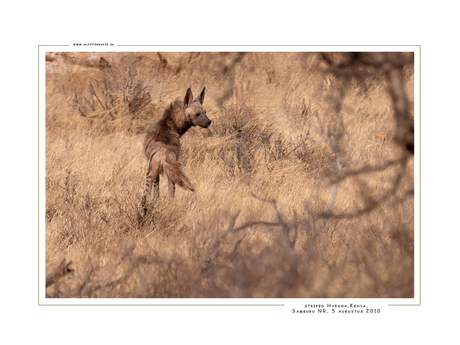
[318,52,414,222]
[322,52,414,154]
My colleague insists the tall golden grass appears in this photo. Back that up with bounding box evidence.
[45,52,414,298]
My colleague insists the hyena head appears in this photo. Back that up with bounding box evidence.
[184,87,212,128]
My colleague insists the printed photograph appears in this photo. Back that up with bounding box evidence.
[44,51,415,298]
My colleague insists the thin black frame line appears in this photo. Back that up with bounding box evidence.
[117,44,420,47]
[38,45,40,305]
[40,304,285,307]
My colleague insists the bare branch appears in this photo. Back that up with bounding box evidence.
[46,259,74,288]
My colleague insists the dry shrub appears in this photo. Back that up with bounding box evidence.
[45,52,414,298]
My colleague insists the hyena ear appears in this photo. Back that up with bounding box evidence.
[194,87,206,105]
[184,88,193,108]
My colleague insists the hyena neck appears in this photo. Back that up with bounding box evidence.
[176,114,192,136]
[167,100,193,136]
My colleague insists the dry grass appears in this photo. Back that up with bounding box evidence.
[45,51,414,298]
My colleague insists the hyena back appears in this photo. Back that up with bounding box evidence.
[142,87,211,211]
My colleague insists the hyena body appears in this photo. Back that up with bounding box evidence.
[142,87,211,210]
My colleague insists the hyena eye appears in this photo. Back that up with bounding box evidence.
[196,113,201,117]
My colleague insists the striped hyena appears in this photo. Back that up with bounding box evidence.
[142,87,211,212]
